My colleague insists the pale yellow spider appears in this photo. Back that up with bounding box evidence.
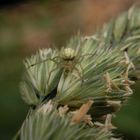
[28,47,93,85]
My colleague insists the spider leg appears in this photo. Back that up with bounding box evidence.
[72,65,84,86]
[77,54,90,62]
[77,53,96,65]
[46,66,59,90]
[28,56,61,93]
[82,52,97,59]
[81,53,94,57]
[77,63,85,85]
[46,61,63,92]
[27,56,59,69]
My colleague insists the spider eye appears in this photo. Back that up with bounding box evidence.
[61,48,76,60]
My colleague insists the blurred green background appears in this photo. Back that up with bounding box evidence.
[0,0,140,140]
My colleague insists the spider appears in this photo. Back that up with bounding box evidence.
[27,46,94,87]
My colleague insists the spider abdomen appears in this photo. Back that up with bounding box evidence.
[61,48,76,60]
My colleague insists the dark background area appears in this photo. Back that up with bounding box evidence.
[0,0,140,140]
[0,1,26,8]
